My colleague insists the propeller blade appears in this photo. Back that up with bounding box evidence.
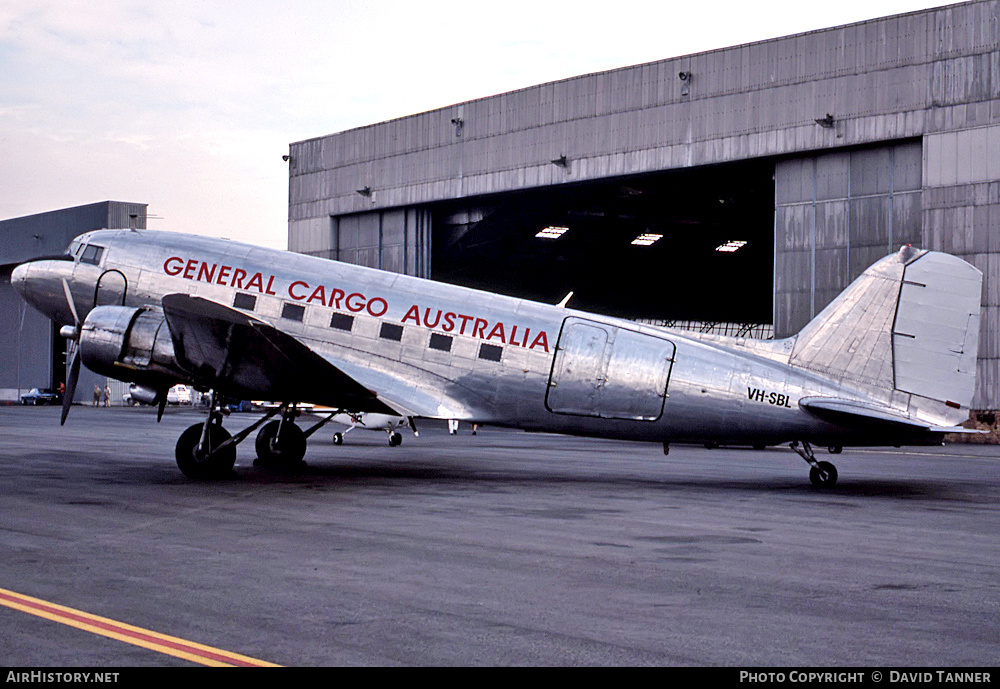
[60,278,80,327]
[61,345,81,426]
[156,394,166,423]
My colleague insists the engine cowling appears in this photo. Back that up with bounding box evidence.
[78,305,186,389]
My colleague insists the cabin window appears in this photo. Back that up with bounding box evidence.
[281,303,305,322]
[80,244,104,266]
[379,322,403,341]
[429,333,452,352]
[478,343,503,362]
[330,313,354,331]
[233,293,257,311]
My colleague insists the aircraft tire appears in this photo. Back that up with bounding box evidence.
[255,420,307,468]
[332,432,343,446]
[388,432,402,447]
[176,423,236,480]
[809,460,838,488]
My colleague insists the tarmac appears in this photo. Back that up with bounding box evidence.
[1,404,999,667]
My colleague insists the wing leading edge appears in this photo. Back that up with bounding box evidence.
[161,293,396,414]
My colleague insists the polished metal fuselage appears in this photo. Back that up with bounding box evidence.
[10,229,939,447]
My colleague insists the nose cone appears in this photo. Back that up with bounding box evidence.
[10,258,78,325]
[11,261,31,299]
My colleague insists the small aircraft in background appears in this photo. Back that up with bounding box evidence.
[329,412,416,447]
[12,228,983,487]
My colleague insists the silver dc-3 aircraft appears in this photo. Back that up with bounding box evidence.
[12,229,983,487]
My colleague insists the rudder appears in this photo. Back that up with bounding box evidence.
[790,246,982,412]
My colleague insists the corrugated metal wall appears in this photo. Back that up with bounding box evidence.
[775,141,923,336]
[288,0,1000,407]
[289,1,998,220]
[923,124,1000,409]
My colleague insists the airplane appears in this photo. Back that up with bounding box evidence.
[328,412,417,447]
[11,228,983,487]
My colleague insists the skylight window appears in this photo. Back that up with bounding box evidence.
[631,233,663,246]
[536,226,569,239]
[715,240,747,253]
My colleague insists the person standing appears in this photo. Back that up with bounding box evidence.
[104,384,111,407]
[93,385,101,406]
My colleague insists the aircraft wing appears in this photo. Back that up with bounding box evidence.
[161,294,397,414]
[798,397,981,434]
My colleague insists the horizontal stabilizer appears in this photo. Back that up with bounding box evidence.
[799,397,983,435]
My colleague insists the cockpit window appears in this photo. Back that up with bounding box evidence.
[67,240,83,258]
[80,244,105,266]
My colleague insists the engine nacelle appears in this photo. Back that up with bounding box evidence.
[79,305,185,389]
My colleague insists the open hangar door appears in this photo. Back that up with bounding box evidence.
[431,159,775,326]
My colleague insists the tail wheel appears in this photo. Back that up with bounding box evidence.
[176,423,236,480]
[809,460,838,488]
[255,420,307,468]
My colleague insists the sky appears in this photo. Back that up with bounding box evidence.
[0,0,954,249]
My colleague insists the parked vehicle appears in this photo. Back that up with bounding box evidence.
[166,385,192,405]
[20,388,61,405]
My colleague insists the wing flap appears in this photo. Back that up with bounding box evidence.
[161,294,396,413]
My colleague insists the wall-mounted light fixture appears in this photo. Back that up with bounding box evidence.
[282,155,291,162]
[679,71,692,96]
[815,114,835,128]
[356,186,372,197]
[551,154,568,168]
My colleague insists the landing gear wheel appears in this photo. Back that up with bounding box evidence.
[332,432,344,446]
[809,460,839,488]
[828,445,843,454]
[254,420,307,469]
[176,422,236,480]
[388,431,402,447]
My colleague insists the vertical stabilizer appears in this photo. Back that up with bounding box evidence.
[790,247,982,412]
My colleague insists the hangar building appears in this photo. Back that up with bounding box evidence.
[0,201,147,404]
[288,0,1000,410]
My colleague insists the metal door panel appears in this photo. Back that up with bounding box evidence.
[546,320,609,415]
[95,269,127,307]
[601,327,675,420]
[547,317,675,420]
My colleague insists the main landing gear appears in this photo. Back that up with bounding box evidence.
[174,396,341,479]
[790,441,838,488]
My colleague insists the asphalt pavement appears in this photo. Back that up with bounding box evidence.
[1,405,998,667]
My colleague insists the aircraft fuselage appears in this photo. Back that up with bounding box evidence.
[14,229,920,448]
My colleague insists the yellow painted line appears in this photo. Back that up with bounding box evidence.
[0,586,280,667]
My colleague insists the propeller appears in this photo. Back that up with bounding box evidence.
[59,279,82,426]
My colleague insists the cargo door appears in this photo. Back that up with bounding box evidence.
[546,317,675,421]
[545,319,610,416]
